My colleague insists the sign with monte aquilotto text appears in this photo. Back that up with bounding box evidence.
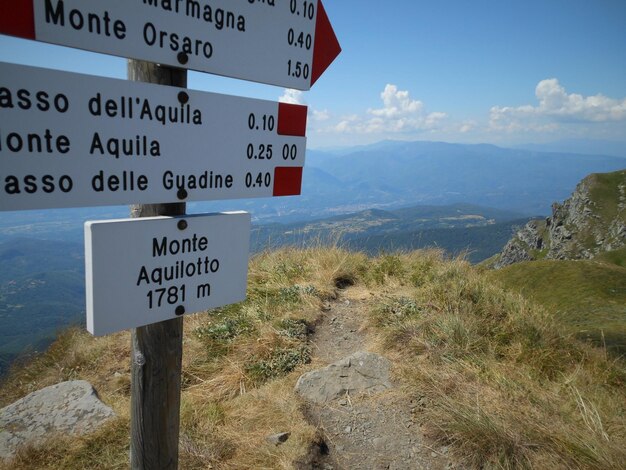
[0,0,341,90]
[0,62,307,211]
[85,212,250,336]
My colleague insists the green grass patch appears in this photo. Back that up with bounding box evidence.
[366,253,407,284]
[491,258,626,355]
[578,171,626,251]
[597,246,626,268]
[194,303,254,352]
[587,171,625,221]
[245,345,311,384]
[276,318,310,340]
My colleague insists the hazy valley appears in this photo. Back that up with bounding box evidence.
[1,141,625,375]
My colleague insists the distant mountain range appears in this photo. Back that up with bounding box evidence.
[1,140,624,237]
[190,140,626,223]
[513,139,626,159]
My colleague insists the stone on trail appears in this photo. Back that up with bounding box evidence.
[0,380,115,459]
[295,351,393,404]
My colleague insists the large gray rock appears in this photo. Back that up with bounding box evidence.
[0,380,115,459]
[295,351,392,404]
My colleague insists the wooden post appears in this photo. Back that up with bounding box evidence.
[128,60,187,470]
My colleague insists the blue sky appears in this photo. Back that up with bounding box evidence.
[1,0,625,149]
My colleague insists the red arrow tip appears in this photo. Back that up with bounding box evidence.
[311,0,341,87]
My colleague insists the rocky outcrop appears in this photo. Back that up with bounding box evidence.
[0,380,115,459]
[495,220,545,267]
[495,170,626,268]
[295,351,393,404]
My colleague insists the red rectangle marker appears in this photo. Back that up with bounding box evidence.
[278,103,308,137]
[0,0,35,39]
[273,167,303,197]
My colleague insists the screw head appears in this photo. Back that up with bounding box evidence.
[175,305,185,316]
[177,219,188,231]
[177,52,189,65]
[177,188,188,200]
[178,91,189,104]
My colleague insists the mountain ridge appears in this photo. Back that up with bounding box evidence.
[494,170,626,268]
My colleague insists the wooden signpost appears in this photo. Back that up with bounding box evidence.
[0,1,340,468]
[127,59,189,470]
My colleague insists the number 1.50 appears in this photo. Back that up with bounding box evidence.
[287,60,310,79]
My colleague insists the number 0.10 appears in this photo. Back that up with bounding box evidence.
[290,0,315,20]
[248,113,275,131]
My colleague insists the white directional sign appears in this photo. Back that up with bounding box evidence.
[85,212,250,336]
[0,62,307,211]
[0,0,341,90]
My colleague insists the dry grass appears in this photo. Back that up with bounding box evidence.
[1,246,625,469]
[366,251,626,469]
[1,246,354,469]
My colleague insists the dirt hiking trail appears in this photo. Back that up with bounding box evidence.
[296,286,458,470]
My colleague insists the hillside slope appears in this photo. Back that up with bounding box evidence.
[1,248,624,469]
[489,248,626,355]
[494,170,626,268]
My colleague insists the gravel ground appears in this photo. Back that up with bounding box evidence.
[298,288,460,470]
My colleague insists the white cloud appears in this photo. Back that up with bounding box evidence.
[369,84,423,118]
[459,121,477,133]
[278,89,331,122]
[329,84,447,134]
[490,79,626,131]
[279,89,305,105]
[312,109,331,121]
[307,79,626,148]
